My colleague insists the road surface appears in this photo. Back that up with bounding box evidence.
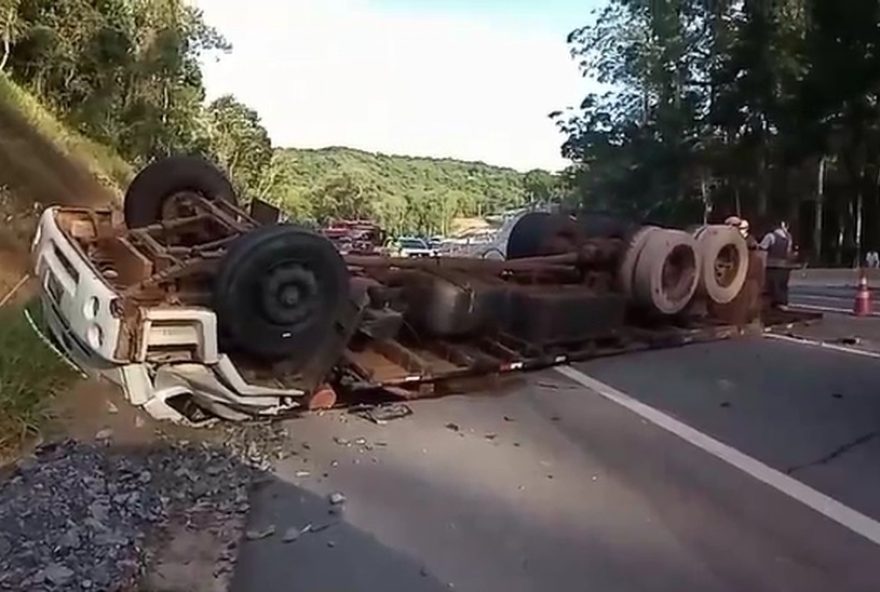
[789,284,880,316]
[231,330,880,591]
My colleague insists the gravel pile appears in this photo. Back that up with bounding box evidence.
[0,423,288,592]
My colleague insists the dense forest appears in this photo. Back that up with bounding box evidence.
[0,0,557,236]
[261,148,553,236]
[556,0,880,266]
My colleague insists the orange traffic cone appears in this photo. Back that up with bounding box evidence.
[854,269,872,316]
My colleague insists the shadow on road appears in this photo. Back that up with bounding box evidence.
[231,477,449,592]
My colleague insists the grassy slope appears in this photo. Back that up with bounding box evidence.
[0,74,131,456]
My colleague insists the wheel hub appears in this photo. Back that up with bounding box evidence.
[261,264,319,325]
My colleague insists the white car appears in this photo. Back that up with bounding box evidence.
[396,237,436,258]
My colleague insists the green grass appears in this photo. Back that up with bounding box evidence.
[0,73,132,196]
[0,301,77,453]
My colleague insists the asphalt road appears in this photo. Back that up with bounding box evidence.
[789,284,880,316]
[231,333,880,592]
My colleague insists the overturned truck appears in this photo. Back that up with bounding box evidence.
[32,157,811,423]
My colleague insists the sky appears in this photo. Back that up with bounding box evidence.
[193,0,601,172]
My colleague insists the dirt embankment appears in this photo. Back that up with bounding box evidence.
[0,79,128,288]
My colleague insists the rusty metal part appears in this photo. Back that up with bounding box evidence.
[344,238,623,273]
[305,384,338,410]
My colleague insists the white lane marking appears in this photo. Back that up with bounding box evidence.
[764,333,880,359]
[791,293,853,302]
[555,364,880,547]
[787,302,880,317]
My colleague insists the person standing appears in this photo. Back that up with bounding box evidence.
[760,220,793,306]
[759,220,792,260]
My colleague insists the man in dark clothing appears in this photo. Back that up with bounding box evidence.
[760,221,793,306]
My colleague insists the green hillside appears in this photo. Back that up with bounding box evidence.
[265,147,535,236]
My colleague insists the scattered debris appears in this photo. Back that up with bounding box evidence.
[294,470,311,478]
[351,403,413,424]
[445,422,461,432]
[282,524,311,543]
[354,437,367,446]
[836,336,861,346]
[503,416,515,422]
[832,393,844,399]
[0,439,255,591]
[94,428,113,441]
[484,433,498,441]
[550,416,561,422]
[330,460,339,468]
[105,400,119,414]
[720,401,732,408]
[245,525,276,541]
[328,492,347,506]
[327,541,336,548]
[333,436,351,446]
[537,382,576,391]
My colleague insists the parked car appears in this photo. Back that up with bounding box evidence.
[395,237,436,258]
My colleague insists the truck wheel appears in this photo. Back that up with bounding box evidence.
[214,224,349,363]
[124,156,237,228]
[632,229,700,315]
[617,226,660,297]
[506,212,584,259]
[694,225,748,304]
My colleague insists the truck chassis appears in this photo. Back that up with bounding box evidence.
[31,158,818,423]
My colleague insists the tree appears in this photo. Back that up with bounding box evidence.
[522,169,560,204]
[557,0,880,264]
[207,94,271,196]
[0,0,21,71]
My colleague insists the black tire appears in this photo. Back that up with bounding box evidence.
[124,156,237,228]
[213,224,349,362]
[506,212,584,259]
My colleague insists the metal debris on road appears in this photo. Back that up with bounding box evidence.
[282,524,312,543]
[350,403,413,424]
[537,381,577,391]
[328,492,347,505]
[245,525,276,541]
